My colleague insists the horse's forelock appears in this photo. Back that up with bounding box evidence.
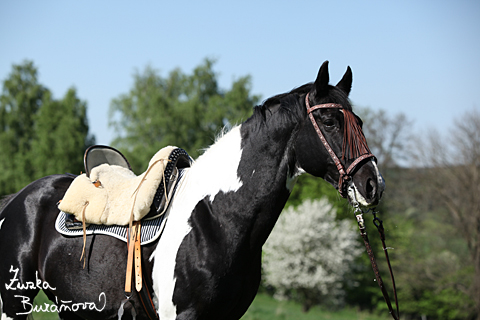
[342,110,371,161]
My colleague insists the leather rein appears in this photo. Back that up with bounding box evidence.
[305,93,400,320]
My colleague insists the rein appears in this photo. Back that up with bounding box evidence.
[354,207,400,320]
[305,93,375,197]
[305,93,399,319]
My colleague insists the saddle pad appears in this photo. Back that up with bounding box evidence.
[55,168,186,245]
[55,211,167,245]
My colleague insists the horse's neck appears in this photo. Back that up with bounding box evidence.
[181,126,244,201]
[180,123,297,250]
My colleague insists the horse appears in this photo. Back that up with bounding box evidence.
[0,61,384,320]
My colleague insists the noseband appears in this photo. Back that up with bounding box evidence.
[305,93,375,197]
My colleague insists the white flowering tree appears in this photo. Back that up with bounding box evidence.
[263,198,362,312]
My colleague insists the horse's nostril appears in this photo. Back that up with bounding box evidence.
[366,178,376,200]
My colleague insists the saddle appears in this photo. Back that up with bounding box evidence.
[56,146,191,320]
[58,145,191,226]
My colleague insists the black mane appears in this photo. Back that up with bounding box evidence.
[252,81,353,124]
[261,83,313,109]
[250,83,313,123]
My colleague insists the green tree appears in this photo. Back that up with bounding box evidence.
[108,58,260,172]
[0,61,94,195]
[366,108,476,319]
[263,198,362,312]
[31,88,94,178]
[413,109,480,319]
[356,107,412,171]
[0,61,47,193]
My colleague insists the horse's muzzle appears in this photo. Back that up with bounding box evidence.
[348,160,385,208]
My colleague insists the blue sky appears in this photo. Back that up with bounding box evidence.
[1,1,479,145]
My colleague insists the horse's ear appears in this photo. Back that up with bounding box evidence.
[312,61,330,97]
[336,66,352,96]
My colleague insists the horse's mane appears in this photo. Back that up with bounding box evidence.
[0,194,15,212]
[251,83,313,123]
[253,82,353,121]
[261,83,313,109]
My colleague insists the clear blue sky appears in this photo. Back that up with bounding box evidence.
[1,1,479,145]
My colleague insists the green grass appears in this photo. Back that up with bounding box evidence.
[31,290,384,320]
[241,293,385,320]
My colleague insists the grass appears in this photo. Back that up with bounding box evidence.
[241,293,385,320]
[31,290,384,320]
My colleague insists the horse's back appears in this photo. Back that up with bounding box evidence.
[0,174,74,318]
[0,174,74,218]
[0,174,155,319]
[0,173,74,256]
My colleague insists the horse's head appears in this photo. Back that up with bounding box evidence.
[294,61,384,208]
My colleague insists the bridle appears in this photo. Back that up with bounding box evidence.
[305,93,400,320]
[305,93,375,197]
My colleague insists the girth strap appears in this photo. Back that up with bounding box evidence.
[125,221,159,319]
[125,221,141,294]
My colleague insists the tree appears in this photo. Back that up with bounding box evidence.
[414,109,480,320]
[263,198,362,312]
[31,88,94,178]
[0,61,94,195]
[109,58,260,172]
[356,107,413,170]
[0,61,47,193]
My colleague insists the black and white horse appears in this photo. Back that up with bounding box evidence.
[0,61,384,320]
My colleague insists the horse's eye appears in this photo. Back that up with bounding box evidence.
[323,119,335,127]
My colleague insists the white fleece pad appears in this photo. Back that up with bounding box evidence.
[58,146,176,225]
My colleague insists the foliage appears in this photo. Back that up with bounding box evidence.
[355,106,413,170]
[393,202,475,319]
[109,58,260,172]
[263,198,362,312]
[32,291,57,320]
[288,174,350,219]
[407,109,480,319]
[3,59,476,319]
[0,61,93,195]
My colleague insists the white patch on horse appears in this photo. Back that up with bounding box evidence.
[372,160,385,195]
[151,125,244,319]
[286,166,304,192]
[1,293,14,320]
[347,183,368,207]
[0,294,3,320]
[347,159,384,207]
[0,218,4,232]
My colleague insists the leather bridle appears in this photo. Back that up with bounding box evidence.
[305,93,375,198]
[306,93,400,320]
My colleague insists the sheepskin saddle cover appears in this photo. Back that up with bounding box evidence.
[58,146,177,226]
